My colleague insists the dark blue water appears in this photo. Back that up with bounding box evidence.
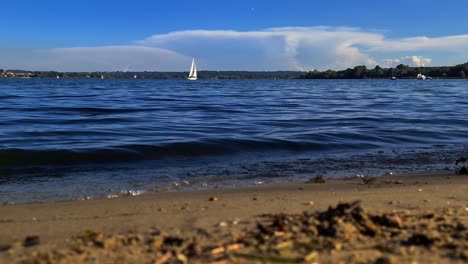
[1,78,467,202]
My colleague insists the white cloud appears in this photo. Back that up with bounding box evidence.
[140,27,383,71]
[2,46,191,72]
[371,35,468,52]
[409,56,432,67]
[382,56,432,67]
[138,27,467,71]
[3,26,468,71]
[44,46,191,72]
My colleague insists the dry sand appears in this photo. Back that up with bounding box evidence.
[1,171,467,263]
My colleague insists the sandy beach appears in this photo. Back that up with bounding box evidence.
[1,171,467,263]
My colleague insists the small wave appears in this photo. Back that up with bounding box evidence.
[13,106,154,114]
[0,138,367,167]
[0,95,23,99]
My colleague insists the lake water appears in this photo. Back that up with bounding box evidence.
[1,78,467,202]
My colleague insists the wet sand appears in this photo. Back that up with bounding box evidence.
[1,171,467,263]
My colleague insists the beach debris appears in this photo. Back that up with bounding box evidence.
[0,244,11,252]
[232,217,241,225]
[119,190,143,197]
[357,174,376,184]
[82,230,98,239]
[306,175,326,183]
[155,251,173,264]
[375,256,392,264]
[305,201,315,206]
[23,235,40,247]
[456,157,467,174]
[209,197,219,202]
[12,202,468,263]
[217,221,228,228]
[384,179,403,184]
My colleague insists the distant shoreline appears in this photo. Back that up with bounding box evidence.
[1,61,467,79]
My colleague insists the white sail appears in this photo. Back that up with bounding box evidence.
[188,58,197,80]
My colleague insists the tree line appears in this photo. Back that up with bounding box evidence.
[3,61,468,79]
[301,62,468,79]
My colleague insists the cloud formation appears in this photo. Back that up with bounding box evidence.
[3,27,467,71]
[382,56,433,68]
[43,46,190,72]
[140,27,383,71]
[371,35,468,52]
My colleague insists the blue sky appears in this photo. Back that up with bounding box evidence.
[1,0,468,71]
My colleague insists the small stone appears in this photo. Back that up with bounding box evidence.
[177,253,188,264]
[23,236,40,247]
[334,242,342,251]
[375,256,392,264]
[96,232,105,240]
[305,201,315,206]
[418,189,423,192]
[209,197,218,202]
[0,244,11,252]
[104,237,121,249]
[232,218,241,225]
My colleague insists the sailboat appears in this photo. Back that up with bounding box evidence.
[187,58,197,81]
[390,60,397,80]
[416,57,426,80]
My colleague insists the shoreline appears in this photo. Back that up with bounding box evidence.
[1,171,467,263]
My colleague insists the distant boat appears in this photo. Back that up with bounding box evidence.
[101,75,104,79]
[56,75,60,79]
[187,58,197,81]
[390,60,397,80]
[417,57,426,80]
[134,75,137,79]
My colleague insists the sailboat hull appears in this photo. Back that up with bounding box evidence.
[187,77,197,81]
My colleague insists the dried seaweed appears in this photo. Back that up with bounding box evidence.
[13,201,468,263]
